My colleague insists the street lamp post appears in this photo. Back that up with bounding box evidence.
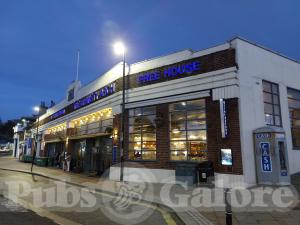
[31,106,40,173]
[113,42,126,182]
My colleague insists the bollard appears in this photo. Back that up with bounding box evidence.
[224,188,232,225]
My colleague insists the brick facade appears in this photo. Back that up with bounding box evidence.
[115,96,243,175]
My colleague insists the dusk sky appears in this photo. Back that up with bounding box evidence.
[1,0,299,121]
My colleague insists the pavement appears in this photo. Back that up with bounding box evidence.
[0,156,300,225]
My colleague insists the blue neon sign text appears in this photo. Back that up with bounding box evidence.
[137,60,201,84]
[74,83,116,110]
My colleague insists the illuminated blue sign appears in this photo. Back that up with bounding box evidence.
[260,142,272,172]
[137,60,201,84]
[74,83,116,110]
[220,99,229,138]
[50,109,66,120]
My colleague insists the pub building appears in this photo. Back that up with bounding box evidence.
[33,37,300,187]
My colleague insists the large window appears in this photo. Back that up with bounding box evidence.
[128,106,156,160]
[169,99,208,161]
[263,81,282,126]
[288,88,300,149]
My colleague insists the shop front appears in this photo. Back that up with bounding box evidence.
[35,38,300,186]
[70,136,112,175]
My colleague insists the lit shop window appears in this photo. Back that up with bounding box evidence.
[169,99,208,161]
[287,88,300,149]
[263,81,282,126]
[128,106,156,160]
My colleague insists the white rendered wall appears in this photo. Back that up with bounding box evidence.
[232,39,300,185]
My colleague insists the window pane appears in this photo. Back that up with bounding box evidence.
[170,112,186,121]
[186,99,205,111]
[187,130,207,140]
[189,149,208,161]
[169,102,186,112]
[129,125,141,134]
[187,141,207,151]
[187,120,206,130]
[275,116,281,126]
[274,105,280,115]
[129,133,141,142]
[170,150,187,160]
[170,130,186,140]
[187,110,206,120]
[142,124,156,133]
[273,95,279,105]
[129,108,142,117]
[143,133,156,141]
[263,81,272,92]
[264,103,273,114]
[265,114,274,125]
[170,120,185,131]
[143,106,156,115]
[272,84,279,94]
[129,117,142,126]
[264,92,272,103]
[142,151,156,160]
[170,141,186,150]
[292,129,300,139]
[142,142,156,150]
[133,150,142,160]
[288,88,300,101]
[129,142,140,151]
[293,139,300,149]
[288,99,300,109]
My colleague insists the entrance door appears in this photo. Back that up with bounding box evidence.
[97,137,112,176]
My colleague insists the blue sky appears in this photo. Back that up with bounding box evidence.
[1,0,299,121]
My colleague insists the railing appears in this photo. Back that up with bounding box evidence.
[67,118,113,137]
[44,130,66,141]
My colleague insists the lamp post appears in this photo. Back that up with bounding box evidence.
[113,41,126,182]
[31,106,40,173]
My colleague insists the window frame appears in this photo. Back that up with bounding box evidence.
[262,80,282,127]
[287,87,300,150]
[128,106,157,161]
[169,99,208,161]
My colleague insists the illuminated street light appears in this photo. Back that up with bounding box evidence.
[34,106,40,112]
[113,41,126,182]
[113,41,126,56]
[31,105,41,175]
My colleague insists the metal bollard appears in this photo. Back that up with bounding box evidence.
[224,188,232,225]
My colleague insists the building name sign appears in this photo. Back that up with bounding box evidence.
[73,83,116,110]
[137,60,201,85]
[47,83,116,122]
[50,109,66,120]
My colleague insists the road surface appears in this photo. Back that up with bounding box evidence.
[0,170,181,225]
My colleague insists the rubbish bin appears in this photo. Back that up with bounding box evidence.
[35,157,48,167]
[48,157,54,167]
[198,161,214,183]
[175,162,199,185]
[23,155,33,163]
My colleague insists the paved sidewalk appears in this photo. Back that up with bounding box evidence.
[1,157,300,225]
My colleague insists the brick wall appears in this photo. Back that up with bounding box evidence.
[206,97,243,174]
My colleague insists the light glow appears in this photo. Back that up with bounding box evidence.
[113,41,126,55]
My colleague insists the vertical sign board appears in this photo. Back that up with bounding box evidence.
[219,99,229,138]
[112,146,118,164]
[260,142,272,172]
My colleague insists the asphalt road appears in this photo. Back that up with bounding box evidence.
[0,170,179,225]
[0,194,58,225]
